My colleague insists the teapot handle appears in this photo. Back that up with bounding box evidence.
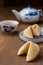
[38,9,42,17]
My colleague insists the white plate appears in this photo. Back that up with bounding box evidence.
[19,27,43,43]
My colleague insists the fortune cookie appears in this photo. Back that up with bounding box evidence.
[23,26,33,38]
[17,42,30,55]
[26,41,40,61]
[31,24,41,36]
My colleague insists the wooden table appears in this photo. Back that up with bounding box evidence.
[0,6,43,65]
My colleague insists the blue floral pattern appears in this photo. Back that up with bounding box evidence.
[25,12,38,16]
[3,26,14,32]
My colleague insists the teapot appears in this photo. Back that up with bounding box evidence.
[11,5,42,23]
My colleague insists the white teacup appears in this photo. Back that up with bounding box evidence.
[0,20,19,33]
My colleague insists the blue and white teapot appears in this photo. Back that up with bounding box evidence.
[12,5,42,23]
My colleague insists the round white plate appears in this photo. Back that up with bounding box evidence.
[19,27,43,43]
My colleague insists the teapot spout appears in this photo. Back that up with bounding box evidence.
[11,9,22,20]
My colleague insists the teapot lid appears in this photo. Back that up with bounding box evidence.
[27,5,37,10]
[27,5,33,8]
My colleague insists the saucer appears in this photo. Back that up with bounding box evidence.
[19,27,43,43]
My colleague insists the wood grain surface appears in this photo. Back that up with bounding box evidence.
[0,6,43,65]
